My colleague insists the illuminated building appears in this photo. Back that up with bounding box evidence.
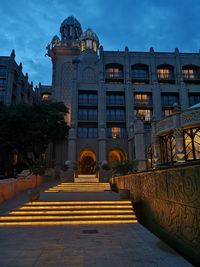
[43,16,200,175]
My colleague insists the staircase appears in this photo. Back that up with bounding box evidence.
[0,200,137,226]
[44,182,111,192]
[74,174,99,183]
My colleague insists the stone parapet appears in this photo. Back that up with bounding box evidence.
[114,164,200,266]
[0,175,44,204]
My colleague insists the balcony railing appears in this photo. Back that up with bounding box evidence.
[78,115,98,121]
[182,73,200,80]
[157,74,175,80]
[106,100,125,105]
[131,73,149,80]
[78,99,98,105]
[106,115,125,121]
[134,99,152,106]
[105,71,123,80]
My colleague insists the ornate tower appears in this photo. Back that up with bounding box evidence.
[47,16,82,123]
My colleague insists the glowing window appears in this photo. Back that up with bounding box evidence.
[112,127,120,138]
[157,69,170,78]
[42,93,51,101]
[134,109,152,121]
[163,109,173,117]
[81,41,85,52]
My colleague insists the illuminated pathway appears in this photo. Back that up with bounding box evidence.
[0,181,192,266]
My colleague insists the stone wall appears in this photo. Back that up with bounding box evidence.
[0,175,44,204]
[114,164,200,265]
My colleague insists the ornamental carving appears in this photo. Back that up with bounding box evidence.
[114,164,200,256]
[181,109,200,126]
[156,116,174,134]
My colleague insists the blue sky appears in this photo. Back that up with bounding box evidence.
[1,0,200,86]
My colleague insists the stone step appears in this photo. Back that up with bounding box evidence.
[45,182,111,192]
[0,200,137,226]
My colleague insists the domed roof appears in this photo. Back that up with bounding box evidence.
[60,16,82,41]
[79,28,99,43]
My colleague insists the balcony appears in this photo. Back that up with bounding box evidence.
[182,73,200,83]
[131,73,149,83]
[134,99,152,107]
[78,115,98,121]
[78,99,98,106]
[106,115,125,122]
[157,74,175,83]
[105,71,124,83]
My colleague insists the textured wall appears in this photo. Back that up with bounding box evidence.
[114,164,200,265]
[0,175,44,204]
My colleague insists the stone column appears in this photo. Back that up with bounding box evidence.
[128,123,134,160]
[149,48,162,120]
[98,123,107,163]
[67,125,77,164]
[98,53,107,162]
[172,106,185,162]
[134,119,146,170]
[151,119,161,167]
[174,128,185,163]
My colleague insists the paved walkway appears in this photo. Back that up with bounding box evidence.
[0,181,192,267]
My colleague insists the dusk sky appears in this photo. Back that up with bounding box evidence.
[1,0,200,86]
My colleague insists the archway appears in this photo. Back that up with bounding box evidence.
[108,148,126,164]
[79,149,96,174]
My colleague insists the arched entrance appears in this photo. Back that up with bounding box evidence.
[108,148,126,164]
[79,149,96,174]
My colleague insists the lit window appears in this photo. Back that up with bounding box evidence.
[163,109,173,117]
[42,93,51,101]
[93,41,97,52]
[112,127,120,138]
[135,109,152,121]
[81,41,85,51]
[157,69,170,79]
[182,69,195,79]
[134,94,151,105]
[86,40,93,49]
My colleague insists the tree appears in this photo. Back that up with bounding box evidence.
[0,102,69,175]
[110,160,138,177]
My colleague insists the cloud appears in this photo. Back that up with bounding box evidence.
[1,0,200,85]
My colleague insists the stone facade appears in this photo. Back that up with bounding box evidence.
[44,16,200,173]
[114,164,200,265]
[0,50,36,105]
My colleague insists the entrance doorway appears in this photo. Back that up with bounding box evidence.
[79,149,96,174]
[108,148,126,164]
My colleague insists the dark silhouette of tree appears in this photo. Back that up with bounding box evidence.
[0,102,69,175]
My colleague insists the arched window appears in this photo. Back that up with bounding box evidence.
[183,128,200,160]
[42,92,51,101]
[182,65,200,81]
[160,134,176,165]
[105,63,124,83]
[131,64,149,83]
[157,64,174,82]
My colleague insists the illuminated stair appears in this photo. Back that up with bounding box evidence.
[0,200,137,226]
[75,174,99,183]
[44,182,111,192]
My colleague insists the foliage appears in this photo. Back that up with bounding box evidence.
[111,160,138,177]
[30,160,47,175]
[0,102,69,174]
[101,162,111,171]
